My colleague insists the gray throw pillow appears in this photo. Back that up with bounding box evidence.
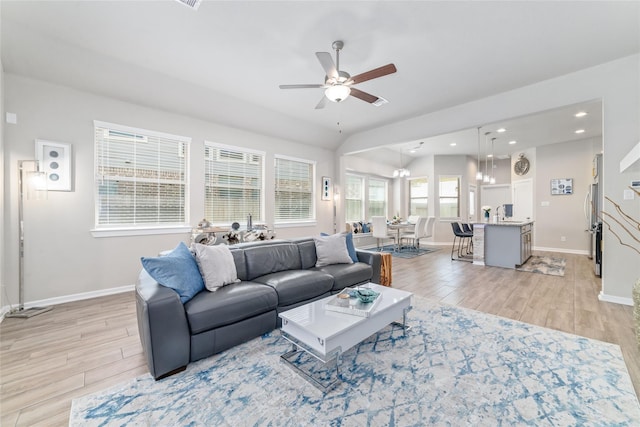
[193,243,240,291]
[314,234,354,267]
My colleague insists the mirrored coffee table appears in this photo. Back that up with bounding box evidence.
[279,283,412,392]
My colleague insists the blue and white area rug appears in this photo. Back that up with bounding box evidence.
[380,245,440,259]
[70,297,639,426]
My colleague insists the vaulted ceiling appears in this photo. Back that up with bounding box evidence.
[2,1,638,152]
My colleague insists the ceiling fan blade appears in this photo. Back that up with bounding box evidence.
[350,63,397,84]
[350,88,379,104]
[315,96,328,110]
[316,52,338,79]
[279,84,324,89]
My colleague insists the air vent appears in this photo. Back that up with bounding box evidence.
[175,0,202,10]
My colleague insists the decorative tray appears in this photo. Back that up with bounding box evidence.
[324,287,381,318]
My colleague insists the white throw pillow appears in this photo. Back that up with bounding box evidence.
[314,234,354,267]
[193,244,240,292]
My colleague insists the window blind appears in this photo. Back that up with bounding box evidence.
[368,178,387,218]
[410,177,428,216]
[345,174,364,222]
[94,122,189,227]
[274,156,315,222]
[439,176,460,218]
[204,143,264,224]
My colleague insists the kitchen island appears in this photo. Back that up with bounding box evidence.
[472,221,533,268]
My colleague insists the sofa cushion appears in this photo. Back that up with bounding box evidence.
[140,242,204,303]
[244,243,301,280]
[313,234,353,267]
[192,243,240,291]
[313,263,373,292]
[321,232,358,263]
[184,282,277,334]
[253,270,334,306]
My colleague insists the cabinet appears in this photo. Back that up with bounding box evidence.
[484,221,534,269]
[519,223,532,265]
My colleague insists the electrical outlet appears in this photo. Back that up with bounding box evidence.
[541,201,550,207]
[561,236,566,242]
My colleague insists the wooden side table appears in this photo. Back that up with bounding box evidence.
[379,252,392,287]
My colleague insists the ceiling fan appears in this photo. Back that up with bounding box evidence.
[279,40,397,109]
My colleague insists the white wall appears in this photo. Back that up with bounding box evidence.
[3,74,336,305]
[1,56,5,312]
[535,138,601,253]
[339,55,640,303]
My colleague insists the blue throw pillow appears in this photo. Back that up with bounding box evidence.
[321,232,358,263]
[361,222,370,233]
[141,242,205,303]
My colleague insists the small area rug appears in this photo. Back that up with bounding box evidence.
[516,255,566,276]
[70,297,639,426]
[380,245,439,259]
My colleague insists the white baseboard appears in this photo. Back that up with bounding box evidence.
[533,246,589,256]
[598,291,633,306]
[0,284,135,323]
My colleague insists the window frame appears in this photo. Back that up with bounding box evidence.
[91,120,191,237]
[438,175,461,219]
[344,173,365,222]
[408,176,429,217]
[204,141,265,226]
[274,154,316,227]
[367,177,388,219]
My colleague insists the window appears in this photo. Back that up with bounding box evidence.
[345,174,364,222]
[94,121,189,228]
[409,177,428,217]
[439,176,460,218]
[274,156,315,223]
[204,143,264,224]
[368,178,387,218]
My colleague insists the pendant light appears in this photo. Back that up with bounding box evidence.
[476,127,483,181]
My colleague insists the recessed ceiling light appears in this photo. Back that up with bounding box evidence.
[487,154,493,158]
[575,129,585,134]
[575,112,588,118]
[410,149,416,153]
[496,128,506,133]
[508,140,517,145]
[450,143,456,147]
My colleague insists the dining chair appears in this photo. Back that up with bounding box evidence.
[424,216,435,239]
[371,216,396,251]
[401,216,428,251]
[451,222,473,261]
[407,215,420,224]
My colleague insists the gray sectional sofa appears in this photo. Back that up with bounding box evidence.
[135,237,382,380]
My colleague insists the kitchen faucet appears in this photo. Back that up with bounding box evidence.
[496,205,501,221]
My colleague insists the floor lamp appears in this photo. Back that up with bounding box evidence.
[6,160,53,318]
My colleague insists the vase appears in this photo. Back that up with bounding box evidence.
[484,211,490,221]
[633,278,640,348]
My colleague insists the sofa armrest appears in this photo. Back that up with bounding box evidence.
[356,249,382,284]
[135,269,191,379]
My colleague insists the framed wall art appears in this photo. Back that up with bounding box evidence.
[551,178,573,195]
[321,176,332,201]
[35,139,73,191]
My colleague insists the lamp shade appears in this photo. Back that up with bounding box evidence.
[325,85,351,102]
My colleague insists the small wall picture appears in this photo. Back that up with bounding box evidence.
[321,176,332,201]
[35,139,73,191]
[551,178,573,195]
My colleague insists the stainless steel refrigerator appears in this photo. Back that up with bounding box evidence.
[584,154,602,276]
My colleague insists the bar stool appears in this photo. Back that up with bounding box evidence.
[451,222,473,261]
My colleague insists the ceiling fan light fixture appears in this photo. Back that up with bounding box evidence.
[325,85,351,103]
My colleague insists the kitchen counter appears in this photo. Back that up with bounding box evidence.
[472,221,533,268]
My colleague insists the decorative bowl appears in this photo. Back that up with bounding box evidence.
[356,289,379,304]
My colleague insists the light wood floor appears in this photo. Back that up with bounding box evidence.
[1,249,638,426]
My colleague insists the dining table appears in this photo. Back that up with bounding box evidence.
[387,222,415,252]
